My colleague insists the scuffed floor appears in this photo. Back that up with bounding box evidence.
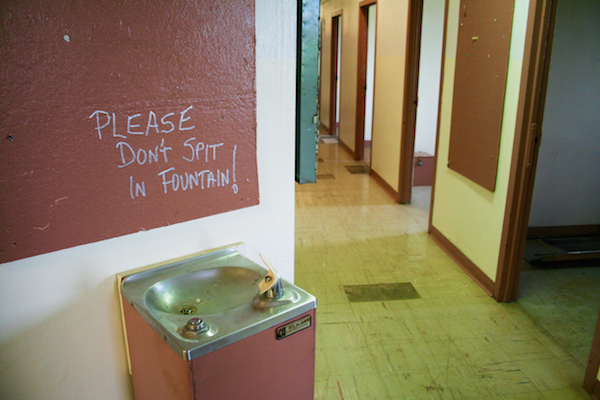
[295,142,593,400]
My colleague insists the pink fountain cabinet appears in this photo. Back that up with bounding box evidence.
[119,248,317,400]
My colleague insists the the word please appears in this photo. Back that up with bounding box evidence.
[89,106,195,139]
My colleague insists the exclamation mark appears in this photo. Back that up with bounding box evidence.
[231,145,238,194]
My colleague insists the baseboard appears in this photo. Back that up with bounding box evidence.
[369,168,400,202]
[584,354,599,393]
[338,138,354,158]
[527,224,600,238]
[318,120,330,135]
[429,226,495,296]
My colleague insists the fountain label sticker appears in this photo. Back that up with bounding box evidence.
[276,315,312,340]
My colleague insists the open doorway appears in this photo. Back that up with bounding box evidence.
[493,0,600,392]
[354,1,377,162]
[328,14,342,139]
[518,0,600,375]
[408,0,445,207]
[497,0,600,304]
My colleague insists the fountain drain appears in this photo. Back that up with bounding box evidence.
[178,305,197,315]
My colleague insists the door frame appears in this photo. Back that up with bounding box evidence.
[494,0,600,390]
[585,306,600,395]
[329,12,342,137]
[295,0,320,184]
[354,0,377,161]
[494,0,557,302]
[398,0,424,204]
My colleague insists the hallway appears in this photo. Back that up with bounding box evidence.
[295,143,592,399]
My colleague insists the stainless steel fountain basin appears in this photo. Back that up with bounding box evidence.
[145,266,264,315]
[120,248,316,361]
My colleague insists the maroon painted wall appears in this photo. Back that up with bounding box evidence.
[0,0,258,263]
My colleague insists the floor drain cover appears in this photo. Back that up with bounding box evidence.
[345,165,370,174]
[343,283,421,302]
[178,305,197,315]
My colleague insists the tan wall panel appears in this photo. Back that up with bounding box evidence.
[370,56,405,190]
[370,0,409,192]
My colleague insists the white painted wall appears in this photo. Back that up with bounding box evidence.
[364,4,377,142]
[0,1,297,398]
[414,0,445,156]
[528,0,600,227]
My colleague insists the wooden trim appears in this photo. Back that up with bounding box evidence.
[593,382,600,400]
[359,0,376,7]
[370,168,400,202]
[430,226,494,296]
[354,2,375,161]
[398,0,424,204]
[427,0,449,234]
[527,225,600,239]
[494,0,557,302]
[329,15,340,138]
[585,307,600,394]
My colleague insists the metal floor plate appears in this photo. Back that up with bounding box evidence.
[543,236,600,255]
[524,236,600,263]
[345,165,370,174]
[343,283,421,302]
